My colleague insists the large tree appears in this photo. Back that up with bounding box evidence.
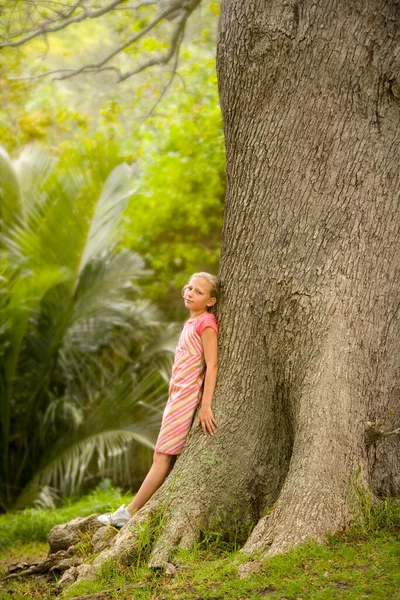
[3,0,400,583]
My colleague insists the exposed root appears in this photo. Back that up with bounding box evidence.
[74,495,203,578]
[240,313,370,558]
[177,520,202,551]
[242,458,355,557]
[91,502,158,570]
[148,508,201,568]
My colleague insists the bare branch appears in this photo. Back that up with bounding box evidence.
[366,421,400,445]
[112,2,157,11]
[54,2,185,80]
[4,0,203,85]
[382,427,400,438]
[118,5,189,81]
[135,1,157,7]
[0,0,127,48]
[140,41,180,121]
[1,1,85,38]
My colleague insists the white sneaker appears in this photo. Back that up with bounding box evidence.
[97,504,132,528]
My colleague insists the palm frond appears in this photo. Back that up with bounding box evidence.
[0,264,71,444]
[2,147,174,510]
[16,370,167,502]
[2,146,58,266]
[0,145,21,226]
[77,164,134,277]
[69,250,148,340]
[13,145,56,218]
[137,322,179,382]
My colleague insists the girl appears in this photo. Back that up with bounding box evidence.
[98,272,219,527]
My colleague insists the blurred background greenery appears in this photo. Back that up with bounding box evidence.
[0,1,224,512]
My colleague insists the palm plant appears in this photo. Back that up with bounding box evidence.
[0,145,176,511]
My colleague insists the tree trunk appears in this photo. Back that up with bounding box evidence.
[66,0,400,581]
[216,0,400,555]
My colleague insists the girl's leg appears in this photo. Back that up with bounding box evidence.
[126,451,176,514]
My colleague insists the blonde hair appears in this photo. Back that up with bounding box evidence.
[182,272,219,314]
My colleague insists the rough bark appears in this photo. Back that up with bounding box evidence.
[36,0,399,585]
[216,0,400,555]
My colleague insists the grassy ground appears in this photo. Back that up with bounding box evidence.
[0,486,132,549]
[0,490,399,599]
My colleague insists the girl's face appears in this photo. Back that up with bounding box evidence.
[183,276,216,314]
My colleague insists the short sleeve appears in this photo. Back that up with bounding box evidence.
[195,313,218,337]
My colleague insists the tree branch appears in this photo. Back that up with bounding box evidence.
[7,0,202,83]
[138,40,181,122]
[112,1,157,10]
[0,0,127,48]
[118,5,189,81]
[365,422,400,445]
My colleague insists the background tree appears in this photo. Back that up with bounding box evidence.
[122,93,225,319]
[0,1,225,322]
[0,0,218,149]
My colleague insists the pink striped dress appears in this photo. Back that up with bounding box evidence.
[155,312,218,455]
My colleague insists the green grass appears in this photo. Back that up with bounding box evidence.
[48,530,400,600]
[0,486,132,548]
[0,492,399,600]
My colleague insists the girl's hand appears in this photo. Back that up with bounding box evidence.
[198,406,218,435]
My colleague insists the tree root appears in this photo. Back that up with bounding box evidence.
[147,507,201,569]
[242,457,354,557]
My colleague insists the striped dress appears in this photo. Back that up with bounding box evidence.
[155,312,218,455]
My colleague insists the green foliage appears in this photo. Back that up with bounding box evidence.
[0,0,225,511]
[194,503,254,556]
[0,1,220,155]
[1,3,224,322]
[134,494,173,569]
[0,145,177,511]
[0,46,93,153]
[0,146,21,225]
[123,91,225,319]
[350,483,400,538]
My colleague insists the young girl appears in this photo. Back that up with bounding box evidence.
[98,272,219,527]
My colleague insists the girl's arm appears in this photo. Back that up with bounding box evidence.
[198,327,218,435]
